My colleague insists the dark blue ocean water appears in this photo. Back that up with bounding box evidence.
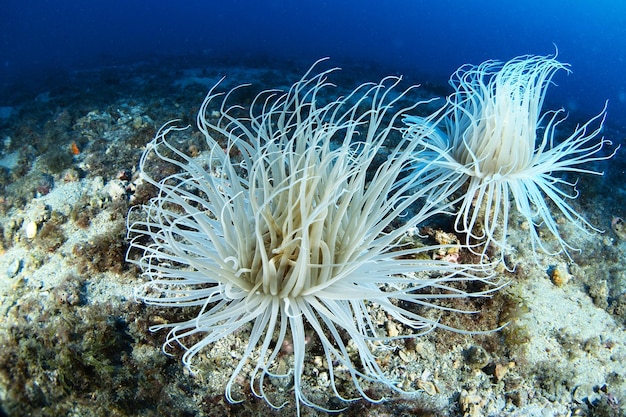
[1,0,626,127]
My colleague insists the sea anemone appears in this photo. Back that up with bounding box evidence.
[126,61,497,414]
[404,54,617,265]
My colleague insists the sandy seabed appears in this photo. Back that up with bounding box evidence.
[0,59,625,417]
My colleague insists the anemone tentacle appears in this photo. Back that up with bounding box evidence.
[404,54,617,265]
[127,60,499,414]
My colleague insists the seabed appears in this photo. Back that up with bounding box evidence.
[0,58,624,417]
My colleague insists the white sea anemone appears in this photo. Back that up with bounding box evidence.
[404,54,617,264]
[127,61,497,414]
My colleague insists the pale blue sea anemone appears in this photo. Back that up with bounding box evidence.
[126,61,498,414]
[404,54,617,265]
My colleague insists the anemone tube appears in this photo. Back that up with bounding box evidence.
[404,54,618,266]
[127,60,499,414]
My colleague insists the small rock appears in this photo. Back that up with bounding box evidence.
[36,173,54,196]
[549,267,570,287]
[105,179,127,201]
[465,345,490,369]
[589,279,609,310]
[25,221,38,239]
[317,372,330,388]
[611,217,626,240]
[572,383,596,404]
[398,349,416,363]
[494,362,514,381]
[6,258,21,278]
[459,388,484,417]
[417,379,437,395]
[386,320,400,337]
[132,116,144,130]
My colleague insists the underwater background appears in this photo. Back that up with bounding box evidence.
[2,0,626,123]
[1,1,626,417]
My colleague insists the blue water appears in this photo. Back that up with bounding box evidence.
[1,0,626,126]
